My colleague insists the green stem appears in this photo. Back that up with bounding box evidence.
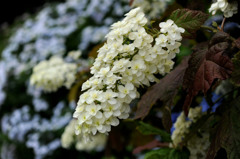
[200,25,218,32]
[201,25,236,41]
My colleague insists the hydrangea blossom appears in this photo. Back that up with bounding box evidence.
[30,56,77,92]
[73,7,184,141]
[171,107,202,146]
[131,0,171,19]
[215,80,234,95]
[1,103,72,159]
[209,0,238,18]
[0,62,7,106]
[187,132,210,159]
[0,0,129,159]
[61,119,107,151]
[1,0,129,79]
[1,143,17,159]
[171,107,210,159]
[67,50,82,60]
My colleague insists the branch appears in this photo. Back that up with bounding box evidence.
[201,25,236,41]
[220,17,226,31]
[133,140,169,154]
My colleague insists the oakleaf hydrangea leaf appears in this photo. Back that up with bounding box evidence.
[169,9,208,38]
[183,32,233,114]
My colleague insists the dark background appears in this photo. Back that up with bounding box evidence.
[0,0,65,25]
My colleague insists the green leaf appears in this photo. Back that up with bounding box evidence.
[137,121,171,142]
[144,147,190,159]
[207,97,240,159]
[168,147,190,159]
[169,9,208,38]
[212,21,218,28]
[176,46,192,64]
[144,148,172,159]
[227,97,240,158]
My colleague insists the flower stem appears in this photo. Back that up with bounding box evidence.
[220,17,226,31]
[200,25,218,32]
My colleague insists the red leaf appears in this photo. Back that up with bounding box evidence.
[235,37,240,49]
[207,97,240,159]
[133,140,169,154]
[183,32,233,114]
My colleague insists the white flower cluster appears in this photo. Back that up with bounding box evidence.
[209,0,238,18]
[0,0,129,159]
[76,133,107,152]
[0,63,7,107]
[132,0,171,19]
[30,56,77,92]
[215,80,234,95]
[67,50,82,60]
[171,107,202,146]
[171,107,210,159]
[61,120,77,149]
[1,0,129,77]
[187,132,210,159]
[61,119,107,152]
[1,143,17,159]
[1,102,72,159]
[73,7,184,140]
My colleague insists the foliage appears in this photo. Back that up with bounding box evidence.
[1,0,240,159]
[169,9,209,38]
[207,97,240,159]
[183,31,234,114]
[136,121,171,142]
[144,147,190,159]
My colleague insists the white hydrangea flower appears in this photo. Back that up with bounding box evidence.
[187,132,210,159]
[171,113,190,146]
[73,7,184,141]
[131,0,171,19]
[171,106,210,159]
[61,119,107,152]
[209,0,238,18]
[67,50,82,60]
[171,107,203,146]
[30,56,77,92]
[188,106,202,122]
[61,120,76,149]
[215,80,234,95]
[223,1,238,18]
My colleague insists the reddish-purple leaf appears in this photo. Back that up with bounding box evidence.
[207,97,240,159]
[235,37,240,49]
[183,32,233,114]
[134,56,190,131]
